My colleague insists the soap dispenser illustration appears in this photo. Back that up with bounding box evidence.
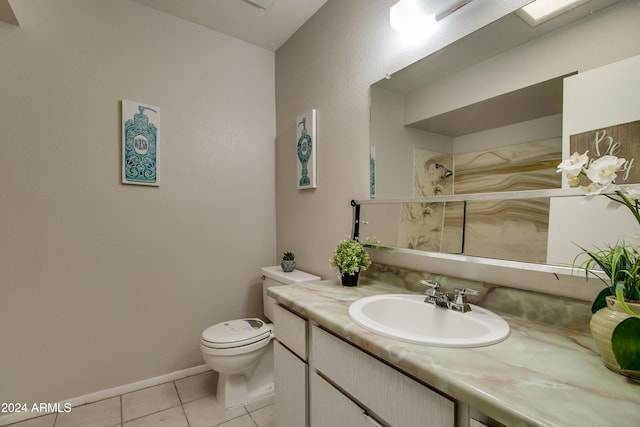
[123,103,158,185]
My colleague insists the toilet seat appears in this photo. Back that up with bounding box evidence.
[201,318,273,350]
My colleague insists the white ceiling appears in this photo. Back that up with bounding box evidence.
[131,0,327,51]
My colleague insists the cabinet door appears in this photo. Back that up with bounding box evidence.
[310,372,380,427]
[274,340,307,427]
[273,303,308,360]
[311,325,455,427]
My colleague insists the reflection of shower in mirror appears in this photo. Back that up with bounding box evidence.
[435,163,453,178]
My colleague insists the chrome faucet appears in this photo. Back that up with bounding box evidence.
[419,280,479,313]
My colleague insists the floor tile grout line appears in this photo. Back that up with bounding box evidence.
[172,380,192,427]
[181,401,191,427]
[120,380,184,425]
[246,410,260,427]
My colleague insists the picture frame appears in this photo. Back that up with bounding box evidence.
[296,109,317,189]
[370,146,376,197]
[122,100,160,186]
[570,120,640,184]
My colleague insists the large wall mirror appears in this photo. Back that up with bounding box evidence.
[366,0,640,276]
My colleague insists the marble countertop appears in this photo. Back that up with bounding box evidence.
[268,277,640,427]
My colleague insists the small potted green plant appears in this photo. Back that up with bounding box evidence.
[281,251,296,272]
[329,236,371,286]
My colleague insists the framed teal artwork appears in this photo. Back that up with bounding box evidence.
[296,109,317,189]
[122,100,160,186]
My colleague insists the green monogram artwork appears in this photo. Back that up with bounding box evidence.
[122,100,160,186]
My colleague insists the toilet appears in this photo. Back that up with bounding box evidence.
[200,266,320,408]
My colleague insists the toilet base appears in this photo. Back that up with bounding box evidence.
[216,341,274,409]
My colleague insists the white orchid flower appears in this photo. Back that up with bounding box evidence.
[585,155,626,185]
[581,181,616,197]
[556,151,589,177]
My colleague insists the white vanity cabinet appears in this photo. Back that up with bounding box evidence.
[273,304,309,427]
[310,324,455,427]
[273,302,473,427]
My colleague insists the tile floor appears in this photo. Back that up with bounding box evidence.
[7,371,273,427]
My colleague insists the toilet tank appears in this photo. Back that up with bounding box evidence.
[261,266,320,321]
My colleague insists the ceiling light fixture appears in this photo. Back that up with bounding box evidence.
[516,0,591,27]
[390,0,473,36]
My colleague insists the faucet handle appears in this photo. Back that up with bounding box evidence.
[419,279,440,290]
[420,280,441,304]
[454,287,479,297]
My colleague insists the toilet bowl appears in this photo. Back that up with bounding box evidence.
[201,266,320,409]
[200,318,275,408]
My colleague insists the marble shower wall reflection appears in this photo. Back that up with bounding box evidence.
[398,149,453,251]
[397,138,561,262]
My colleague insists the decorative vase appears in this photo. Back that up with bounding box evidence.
[341,272,359,286]
[281,260,295,272]
[590,296,640,379]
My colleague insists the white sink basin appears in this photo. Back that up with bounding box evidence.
[348,294,510,347]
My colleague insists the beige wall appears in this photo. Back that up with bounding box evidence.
[0,0,275,407]
[275,0,530,279]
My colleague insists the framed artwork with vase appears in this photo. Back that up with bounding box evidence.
[296,109,317,189]
[122,100,160,186]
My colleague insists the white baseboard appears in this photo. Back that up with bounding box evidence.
[0,364,212,426]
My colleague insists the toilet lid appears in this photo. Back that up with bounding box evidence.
[201,318,273,349]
